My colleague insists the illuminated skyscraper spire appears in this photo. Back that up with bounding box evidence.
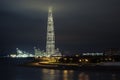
[46,7,55,56]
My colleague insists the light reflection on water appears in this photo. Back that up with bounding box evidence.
[42,69,74,80]
[41,69,118,80]
[0,65,120,80]
[63,70,75,80]
[40,68,119,80]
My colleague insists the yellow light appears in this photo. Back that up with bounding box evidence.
[63,70,68,80]
[63,70,68,75]
[39,62,49,64]
[85,59,88,62]
[79,59,82,62]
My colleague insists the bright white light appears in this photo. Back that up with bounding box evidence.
[9,48,34,58]
[10,54,16,58]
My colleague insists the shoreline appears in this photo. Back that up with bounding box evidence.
[20,62,120,71]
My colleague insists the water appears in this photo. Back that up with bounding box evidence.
[0,64,120,80]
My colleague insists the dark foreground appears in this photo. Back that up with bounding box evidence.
[0,64,120,80]
[0,57,120,80]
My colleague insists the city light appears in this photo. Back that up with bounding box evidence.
[79,59,82,62]
[9,48,34,58]
[85,59,88,62]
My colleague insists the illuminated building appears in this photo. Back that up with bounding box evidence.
[46,7,55,56]
[82,53,103,56]
[10,48,34,58]
[51,48,62,56]
[34,47,46,57]
[34,7,61,57]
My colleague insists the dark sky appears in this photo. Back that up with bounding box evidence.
[0,0,120,54]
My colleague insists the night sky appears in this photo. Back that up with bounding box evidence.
[0,0,120,55]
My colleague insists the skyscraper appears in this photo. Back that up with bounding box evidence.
[34,7,61,57]
[46,7,55,56]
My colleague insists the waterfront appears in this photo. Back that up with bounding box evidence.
[0,64,120,80]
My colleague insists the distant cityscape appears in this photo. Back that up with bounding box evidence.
[8,48,120,57]
[2,7,120,66]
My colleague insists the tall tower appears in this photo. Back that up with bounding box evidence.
[46,7,55,56]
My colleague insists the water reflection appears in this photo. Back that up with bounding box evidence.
[41,69,75,80]
[78,72,89,80]
[63,70,68,80]
[0,65,120,80]
[42,69,61,80]
[40,69,120,80]
[63,70,74,80]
